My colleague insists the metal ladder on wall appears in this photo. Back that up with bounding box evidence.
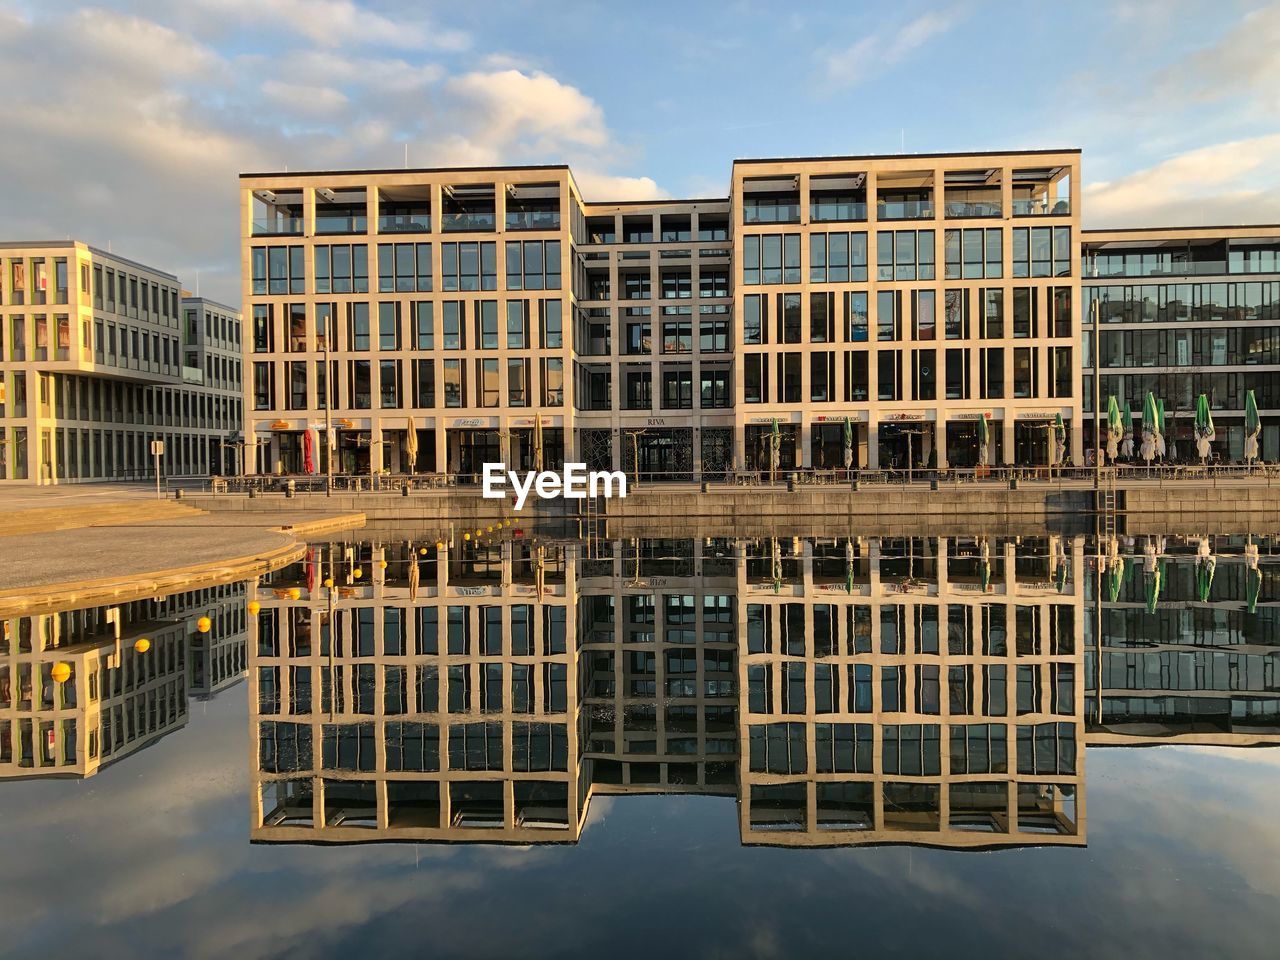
[577,492,605,560]
[1100,467,1119,540]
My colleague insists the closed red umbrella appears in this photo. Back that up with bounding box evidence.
[302,428,315,474]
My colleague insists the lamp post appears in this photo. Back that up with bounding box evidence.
[1091,296,1101,490]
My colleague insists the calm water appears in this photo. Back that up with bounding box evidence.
[2,530,1279,958]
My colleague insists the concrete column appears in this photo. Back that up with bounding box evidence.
[1002,419,1015,466]
[935,418,948,470]
[867,419,880,469]
[434,426,447,477]
[798,419,811,468]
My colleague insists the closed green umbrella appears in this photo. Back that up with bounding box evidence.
[1244,389,1261,463]
[843,416,854,470]
[1106,395,1123,462]
[1108,556,1127,603]
[770,417,780,481]
[1055,546,1068,594]
[1194,394,1215,463]
[1155,399,1167,458]
[845,538,855,594]
[980,538,991,593]
[977,414,989,469]
[1141,392,1161,463]
[1053,412,1066,466]
[1247,565,1262,614]
[1121,401,1135,458]
[1196,554,1216,602]
[1145,559,1164,614]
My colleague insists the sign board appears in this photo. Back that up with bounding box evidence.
[150,440,165,456]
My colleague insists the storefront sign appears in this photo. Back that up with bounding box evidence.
[1015,411,1062,420]
[450,417,494,428]
[269,420,291,431]
[950,412,992,421]
[882,413,926,422]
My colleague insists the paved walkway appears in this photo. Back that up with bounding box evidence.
[0,487,363,615]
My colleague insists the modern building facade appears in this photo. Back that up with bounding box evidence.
[0,241,241,485]
[1082,226,1280,462]
[240,150,1084,478]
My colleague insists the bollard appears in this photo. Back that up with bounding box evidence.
[1009,478,1019,491]
[701,481,709,494]
[249,487,257,499]
[930,479,939,492]
[402,484,410,497]
[286,479,296,498]
[850,478,860,491]
[175,488,184,500]
[787,477,796,493]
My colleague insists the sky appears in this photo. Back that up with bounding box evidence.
[1,0,1278,304]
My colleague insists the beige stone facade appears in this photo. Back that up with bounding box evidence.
[0,241,242,484]
[240,150,1083,480]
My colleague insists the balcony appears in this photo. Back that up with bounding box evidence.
[378,186,432,233]
[441,211,496,232]
[506,209,561,231]
[378,214,431,233]
[314,212,367,235]
[1012,165,1072,217]
[877,197,934,220]
[811,198,867,222]
[251,216,303,237]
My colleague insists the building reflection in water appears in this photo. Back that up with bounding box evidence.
[1086,534,1280,746]
[0,584,248,778]
[249,533,1096,848]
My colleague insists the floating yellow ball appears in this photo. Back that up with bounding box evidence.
[463,532,471,541]
[324,577,334,589]
[287,587,301,601]
[247,600,261,616]
[353,567,363,579]
[196,616,212,633]
[379,560,388,570]
[475,529,482,537]
[51,662,71,683]
[418,547,428,555]
[435,541,444,550]
[134,638,151,654]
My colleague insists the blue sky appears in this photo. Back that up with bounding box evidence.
[1,0,1277,302]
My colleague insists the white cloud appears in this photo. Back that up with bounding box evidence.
[1154,5,1280,110]
[186,0,470,51]
[1085,133,1280,227]
[444,69,611,154]
[261,79,350,116]
[821,9,962,89]
[573,171,666,202]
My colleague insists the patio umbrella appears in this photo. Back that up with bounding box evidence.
[408,547,420,602]
[1244,389,1261,463]
[1146,559,1164,614]
[843,416,854,470]
[405,415,418,474]
[771,537,782,594]
[1121,401,1135,458]
[1194,394,1215,463]
[1196,541,1216,603]
[770,417,781,479]
[845,538,855,594]
[1053,413,1067,466]
[302,427,318,475]
[534,413,544,472]
[1107,555,1127,603]
[1106,395,1122,463]
[980,538,991,593]
[978,414,990,468]
[1054,541,1069,594]
[1140,392,1160,463]
[1155,399,1167,458]
[1245,537,1261,614]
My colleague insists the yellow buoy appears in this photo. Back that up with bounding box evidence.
[51,662,71,683]
[196,616,212,633]
[247,600,261,616]
[475,529,482,537]
[463,532,471,541]
[324,577,334,589]
[435,541,445,550]
[379,560,388,570]
[134,638,151,654]
[418,547,428,555]
[486,525,493,533]
[287,587,301,601]
[353,567,363,579]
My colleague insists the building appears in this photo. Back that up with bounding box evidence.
[181,295,246,477]
[249,531,1086,848]
[240,150,1083,479]
[1082,226,1280,462]
[0,241,241,484]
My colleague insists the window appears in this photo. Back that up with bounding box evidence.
[699,268,729,298]
[540,299,563,348]
[412,302,434,349]
[1013,288,1037,338]
[877,230,935,281]
[778,293,801,344]
[912,290,936,340]
[700,365,731,407]
[741,234,801,285]
[945,228,1002,279]
[377,243,432,293]
[347,302,370,350]
[477,300,499,349]
[743,293,767,345]
[506,240,561,290]
[982,289,1004,339]
[846,291,869,342]
[810,231,868,282]
[542,357,564,406]
[441,241,497,291]
[661,270,692,300]
[442,301,465,350]
[877,290,900,341]
[314,244,368,295]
